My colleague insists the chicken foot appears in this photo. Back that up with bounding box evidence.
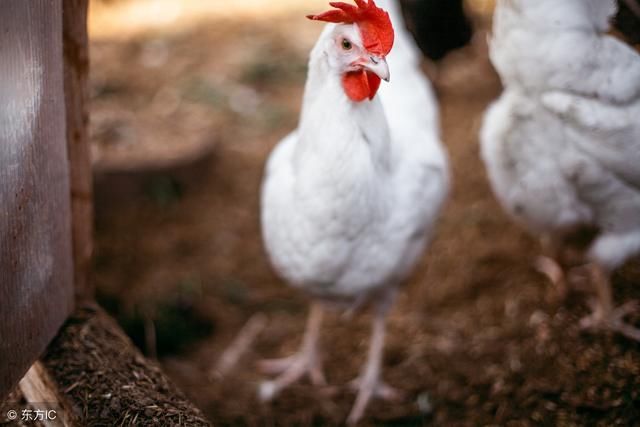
[579,263,640,342]
[258,302,326,401]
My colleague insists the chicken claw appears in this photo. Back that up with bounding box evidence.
[580,300,640,342]
[258,303,326,401]
[579,264,640,342]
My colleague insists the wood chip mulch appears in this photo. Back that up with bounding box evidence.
[42,305,211,426]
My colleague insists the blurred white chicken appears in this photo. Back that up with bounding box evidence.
[260,0,448,422]
[481,0,640,340]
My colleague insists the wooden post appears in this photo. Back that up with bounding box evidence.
[63,0,93,302]
[0,0,74,399]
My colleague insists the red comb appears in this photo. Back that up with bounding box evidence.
[307,0,394,57]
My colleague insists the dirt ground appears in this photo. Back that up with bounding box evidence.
[89,3,640,426]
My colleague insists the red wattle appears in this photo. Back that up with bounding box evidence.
[342,70,382,102]
[366,71,381,99]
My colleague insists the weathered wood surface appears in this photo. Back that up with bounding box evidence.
[0,0,74,399]
[63,0,93,302]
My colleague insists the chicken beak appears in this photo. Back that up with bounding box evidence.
[363,55,390,82]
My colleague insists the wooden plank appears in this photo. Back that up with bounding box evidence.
[19,362,74,426]
[0,0,74,399]
[63,0,93,302]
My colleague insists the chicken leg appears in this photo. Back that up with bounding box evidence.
[258,302,326,401]
[346,303,402,425]
[534,235,569,300]
[579,263,640,341]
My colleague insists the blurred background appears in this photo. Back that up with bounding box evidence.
[89,0,640,424]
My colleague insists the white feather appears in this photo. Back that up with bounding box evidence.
[482,0,640,270]
[491,0,640,104]
[261,0,448,301]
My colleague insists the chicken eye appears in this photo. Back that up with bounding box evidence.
[341,39,352,50]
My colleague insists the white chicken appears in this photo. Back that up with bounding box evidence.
[481,0,640,340]
[259,0,448,423]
